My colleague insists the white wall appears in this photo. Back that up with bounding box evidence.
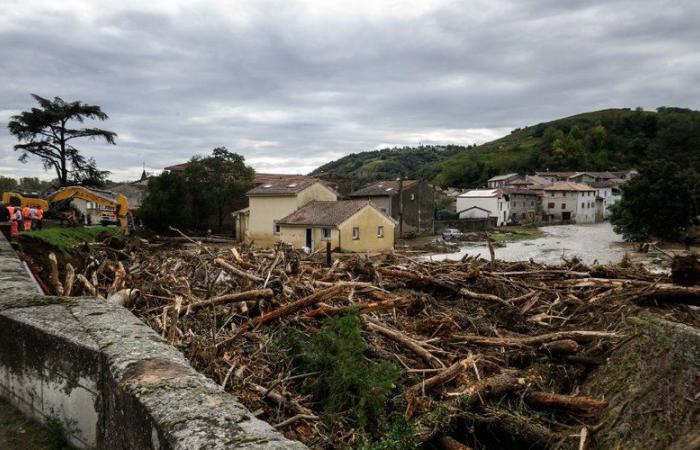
[456,196,509,226]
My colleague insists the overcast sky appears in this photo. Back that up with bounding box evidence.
[1,0,699,181]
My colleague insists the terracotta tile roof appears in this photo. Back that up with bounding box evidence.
[277,200,373,226]
[542,182,596,192]
[247,177,322,197]
[348,180,420,197]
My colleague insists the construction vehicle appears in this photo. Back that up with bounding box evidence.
[1,191,49,210]
[47,186,130,234]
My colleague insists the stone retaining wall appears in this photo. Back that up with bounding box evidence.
[0,233,306,450]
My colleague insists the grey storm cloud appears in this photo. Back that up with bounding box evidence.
[1,0,699,180]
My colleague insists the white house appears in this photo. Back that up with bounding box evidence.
[590,181,620,219]
[542,182,597,223]
[456,189,510,226]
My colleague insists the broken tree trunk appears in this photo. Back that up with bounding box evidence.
[448,371,526,408]
[251,283,347,326]
[48,253,64,296]
[525,392,608,414]
[454,330,622,347]
[182,289,274,316]
[214,257,264,283]
[408,355,477,395]
[365,319,444,369]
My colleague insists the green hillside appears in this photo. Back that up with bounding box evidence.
[310,107,700,188]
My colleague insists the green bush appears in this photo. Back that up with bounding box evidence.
[354,417,418,450]
[295,311,399,428]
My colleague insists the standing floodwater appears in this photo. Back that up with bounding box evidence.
[429,222,629,264]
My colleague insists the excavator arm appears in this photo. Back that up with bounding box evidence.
[47,187,130,234]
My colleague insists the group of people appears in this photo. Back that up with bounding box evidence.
[0,202,44,240]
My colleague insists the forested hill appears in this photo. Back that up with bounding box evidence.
[310,107,700,188]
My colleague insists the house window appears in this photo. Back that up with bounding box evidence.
[548,202,555,209]
[377,226,384,238]
[581,202,585,209]
[531,201,534,207]
[352,227,360,240]
[561,203,566,209]
[322,228,331,240]
[550,192,555,197]
[274,223,280,235]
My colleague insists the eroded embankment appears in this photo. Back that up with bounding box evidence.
[15,233,700,449]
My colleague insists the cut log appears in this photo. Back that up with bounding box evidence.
[525,391,608,414]
[181,289,274,316]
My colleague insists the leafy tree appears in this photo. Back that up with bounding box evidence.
[139,172,190,232]
[184,147,254,229]
[0,176,18,194]
[140,148,254,232]
[8,94,116,186]
[610,161,700,241]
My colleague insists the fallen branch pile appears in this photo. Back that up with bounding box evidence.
[40,236,700,449]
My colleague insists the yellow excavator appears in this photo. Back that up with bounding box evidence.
[1,191,49,210]
[47,186,130,234]
[3,186,130,234]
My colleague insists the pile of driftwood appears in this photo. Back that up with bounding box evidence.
[41,235,700,449]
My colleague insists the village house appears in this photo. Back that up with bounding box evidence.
[234,178,338,247]
[541,182,598,224]
[505,174,551,190]
[590,180,623,219]
[505,189,539,223]
[456,189,510,226]
[348,180,434,236]
[487,173,520,188]
[276,200,396,252]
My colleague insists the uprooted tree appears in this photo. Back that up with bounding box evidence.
[7,94,116,186]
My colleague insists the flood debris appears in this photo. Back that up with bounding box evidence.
[30,234,700,449]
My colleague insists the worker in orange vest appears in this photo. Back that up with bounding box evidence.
[22,205,31,231]
[35,206,44,230]
[11,208,21,239]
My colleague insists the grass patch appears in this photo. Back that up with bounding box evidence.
[489,228,544,243]
[22,226,120,250]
